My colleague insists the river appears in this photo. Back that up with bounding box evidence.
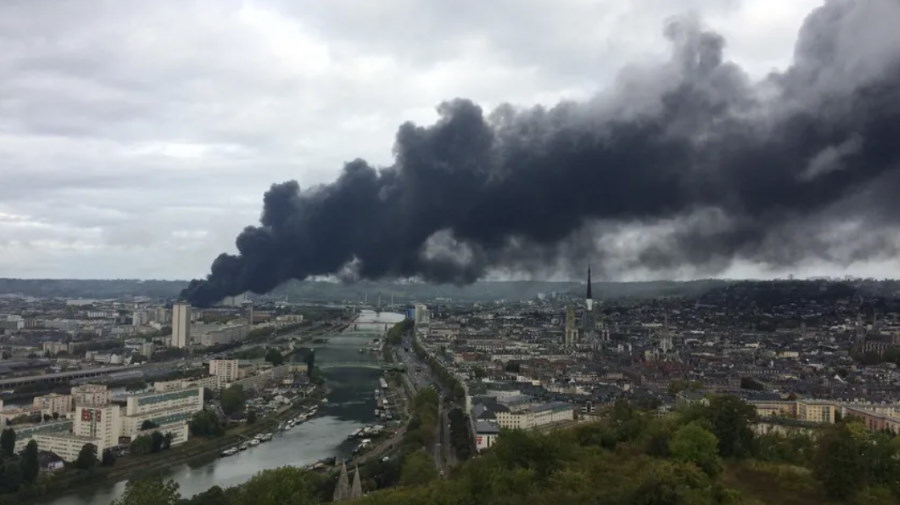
[41,310,406,505]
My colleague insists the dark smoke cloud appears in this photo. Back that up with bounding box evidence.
[183,0,900,306]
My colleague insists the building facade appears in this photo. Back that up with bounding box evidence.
[33,433,102,462]
[74,404,122,449]
[33,393,73,417]
[172,302,191,348]
[71,384,112,407]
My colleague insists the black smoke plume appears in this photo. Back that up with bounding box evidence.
[183,0,900,306]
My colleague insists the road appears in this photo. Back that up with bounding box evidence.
[394,333,459,475]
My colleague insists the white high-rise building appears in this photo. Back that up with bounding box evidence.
[172,302,191,348]
[74,404,121,450]
[414,304,429,325]
[209,359,239,389]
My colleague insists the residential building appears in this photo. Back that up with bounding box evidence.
[12,420,73,452]
[209,359,239,388]
[72,384,111,407]
[494,402,574,430]
[33,393,73,417]
[33,433,102,462]
[172,302,191,348]
[474,420,501,452]
[119,386,203,445]
[74,404,121,449]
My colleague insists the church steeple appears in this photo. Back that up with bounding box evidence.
[585,266,593,312]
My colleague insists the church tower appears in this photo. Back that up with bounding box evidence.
[582,266,596,345]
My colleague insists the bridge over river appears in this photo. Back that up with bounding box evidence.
[318,361,405,371]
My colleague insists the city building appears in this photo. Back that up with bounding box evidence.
[198,323,250,347]
[209,359,239,388]
[33,433,102,463]
[414,304,430,326]
[33,393,73,417]
[74,404,121,449]
[12,420,73,452]
[172,302,191,348]
[564,305,578,347]
[474,420,501,452]
[72,384,112,407]
[120,385,203,445]
[843,406,900,434]
[494,402,574,430]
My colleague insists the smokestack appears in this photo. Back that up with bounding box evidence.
[182,1,900,307]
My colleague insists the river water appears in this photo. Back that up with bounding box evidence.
[41,310,406,505]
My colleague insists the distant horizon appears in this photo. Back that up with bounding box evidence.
[0,275,895,284]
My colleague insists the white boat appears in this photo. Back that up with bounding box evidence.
[249,439,260,447]
[239,442,249,451]
[261,433,273,442]
[221,447,238,457]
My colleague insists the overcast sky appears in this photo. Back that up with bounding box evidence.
[8,0,888,281]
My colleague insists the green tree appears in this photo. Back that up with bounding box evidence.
[221,384,246,416]
[399,450,437,487]
[140,420,159,431]
[706,395,756,457]
[247,410,257,424]
[190,409,225,438]
[1,458,23,493]
[668,422,721,476]
[264,348,284,366]
[233,467,326,505]
[111,476,181,505]
[101,449,117,467]
[0,428,15,458]
[74,443,98,470]
[20,440,39,484]
[610,399,645,442]
[305,349,316,380]
[151,431,165,453]
[813,422,865,500]
[130,434,153,455]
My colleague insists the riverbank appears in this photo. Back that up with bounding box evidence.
[8,389,326,505]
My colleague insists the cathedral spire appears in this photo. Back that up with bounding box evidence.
[586,266,592,301]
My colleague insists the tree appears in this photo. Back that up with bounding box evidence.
[190,409,225,438]
[20,440,39,484]
[221,384,246,416]
[1,458,22,493]
[233,467,326,505]
[264,348,284,366]
[813,422,865,500]
[111,476,181,505]
[247,410,257,424]
[705,395,756,457]
[101,449,117,467]
[0,428,15,458]
[399,450,437,487]
[132,435,151,455]
[74,443,98,470]
[140,420,159,431]
[669,422,721,476]
[151,431,165,453]
[305,349,316,380]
